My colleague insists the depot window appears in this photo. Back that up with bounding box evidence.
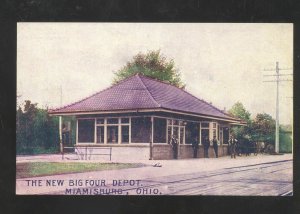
[153,118,167,143]
[131,117,151,143]
[167,119,185,144]
[78,119,95,143]
[78,117,131,144]
[200,122,210,145]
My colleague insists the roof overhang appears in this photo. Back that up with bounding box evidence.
[49,107,245,125]
[229,121,247,126]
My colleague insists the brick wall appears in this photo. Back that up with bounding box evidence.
[74,144,229,161]
[152,144,173,160]
[76,145,150,161]
[153,144,229,160]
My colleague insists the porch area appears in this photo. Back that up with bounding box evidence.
[57,112,232,160]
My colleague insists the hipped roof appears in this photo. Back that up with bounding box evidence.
[49,74,242,123]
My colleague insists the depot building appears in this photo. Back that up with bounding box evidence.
[49,73,244,160]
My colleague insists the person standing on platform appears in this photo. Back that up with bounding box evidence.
[192,136,199,158]
[203,136,210,158]
[170,135,178,159]
[212,135,219,158]
[228,135,238,159]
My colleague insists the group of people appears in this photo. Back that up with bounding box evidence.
[170,134,238,159]
[193,136,219,158]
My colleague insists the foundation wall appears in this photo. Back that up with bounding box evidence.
[153,144,229,160]
[75,145,149,161]
[73,144,229,161]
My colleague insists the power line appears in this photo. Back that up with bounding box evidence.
[263,74,292,77]
[262,61,293,153]
[263,68,292,71]
[263,79,292,82]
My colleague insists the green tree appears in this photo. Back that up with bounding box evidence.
[113,50,185,88]
[228,102,251,139]
[228,102,251,122]
[251,113,275,144]
[16,100,59,154]
[279,125,292,153]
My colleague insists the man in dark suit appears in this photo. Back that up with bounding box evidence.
[212,135,219,158]
[229,135,238,158]
[203,136,210,158]
[170,135,178,159]
[192,136,199,158]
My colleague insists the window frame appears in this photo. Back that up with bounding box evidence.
[77,118,96,144]
[199,121,210,145]
[166,119,186,145]
[199,121,220,145]
[77,117,131,145]
[76,116,225,147]
[153,117,167,144]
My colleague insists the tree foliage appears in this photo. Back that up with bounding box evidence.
[16,100,59,154]
[251,113,275,143]
[279,124,292,152]
[228,102,277,145]
[113,50,185,88]
[228,102,251,139]
[228,101,251,122]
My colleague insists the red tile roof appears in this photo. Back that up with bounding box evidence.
[49,74,238,121]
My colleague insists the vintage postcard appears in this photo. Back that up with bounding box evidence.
[16,23,293,195]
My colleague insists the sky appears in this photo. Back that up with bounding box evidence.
[17,23,293,125]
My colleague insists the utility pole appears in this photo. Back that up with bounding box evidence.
[275,62,279,154]
[59,85,63,154]
[263,62,292,153]
[60,85,63,106]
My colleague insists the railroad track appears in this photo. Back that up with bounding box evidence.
[50,159,292,196]
[279,190,293,196]
[123,159,293,196]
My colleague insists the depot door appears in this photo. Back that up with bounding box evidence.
[172,126,184,144]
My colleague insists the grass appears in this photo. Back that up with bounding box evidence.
[16,162,145,179]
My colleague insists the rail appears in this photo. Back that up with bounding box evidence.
[62,146,112,161]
